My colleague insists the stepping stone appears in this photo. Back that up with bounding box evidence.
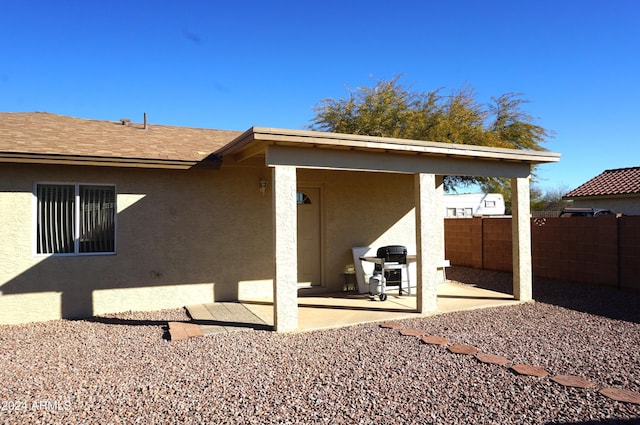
[421,335,449,346]
[476,352,509,366]
[600,388,640,404]
[511,363,548,378]
[448,344,478,355]
[168,322,203,341]
[550,375,594,389]
[380,322,404,329]
[399,328,425,336]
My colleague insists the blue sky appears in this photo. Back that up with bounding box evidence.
[2,1,638,193]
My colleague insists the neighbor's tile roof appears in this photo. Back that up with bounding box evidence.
[564,167,640,198]
[0,112,242,162]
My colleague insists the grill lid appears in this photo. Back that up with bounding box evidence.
[376,245,407,263]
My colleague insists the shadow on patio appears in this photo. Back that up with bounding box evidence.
[186,279,520,334]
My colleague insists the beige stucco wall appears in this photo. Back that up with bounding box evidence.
[0,163,274,324]
[297,168,417,292]
[1,162,421,324]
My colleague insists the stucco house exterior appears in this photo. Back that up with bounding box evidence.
[0,112,560,331]
[563,167,640,215]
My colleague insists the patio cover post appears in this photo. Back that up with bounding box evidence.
[415,173,443,313]
[435,175,446,282]
[511,176,532,301]
[272,165,298,331]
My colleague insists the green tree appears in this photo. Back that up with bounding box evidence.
[310,76,553,194]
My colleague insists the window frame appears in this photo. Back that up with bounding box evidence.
[33,182,117,257]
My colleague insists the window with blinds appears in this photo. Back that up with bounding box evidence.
[36,183,116,255]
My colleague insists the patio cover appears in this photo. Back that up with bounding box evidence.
[215,127,561,331]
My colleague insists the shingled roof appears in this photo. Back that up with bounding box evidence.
[564,167,640,198]
[0,112,241,166]
[1,111,562,172]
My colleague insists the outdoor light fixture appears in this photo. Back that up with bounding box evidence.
[259,179,268,195]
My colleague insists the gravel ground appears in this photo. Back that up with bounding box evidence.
[2,267,640,424]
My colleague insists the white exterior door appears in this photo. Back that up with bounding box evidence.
[297,187,321,286]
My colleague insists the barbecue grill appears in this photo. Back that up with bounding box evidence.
[368,245,409,301]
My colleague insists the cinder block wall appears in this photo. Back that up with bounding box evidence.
[531,217,618,286]
[619,217,640,291]
[443,218,483,268]
[445,216,640,291]
[482,218,512,272]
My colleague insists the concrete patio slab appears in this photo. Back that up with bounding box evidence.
[181,282,520,336]
[250,281,518,330]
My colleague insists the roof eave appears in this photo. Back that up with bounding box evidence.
[564,192,640,200]
[0,152,204,170]
[216,127,561,164]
